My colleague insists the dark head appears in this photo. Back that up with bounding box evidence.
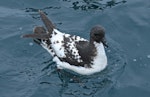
[90,25,108,47]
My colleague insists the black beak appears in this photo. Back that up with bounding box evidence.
[101,38,108,48]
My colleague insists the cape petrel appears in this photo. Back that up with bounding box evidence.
[22,11,108,75]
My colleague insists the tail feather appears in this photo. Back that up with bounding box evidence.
[22,26,49,39]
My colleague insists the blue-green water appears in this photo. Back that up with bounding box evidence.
[0,0,150,97]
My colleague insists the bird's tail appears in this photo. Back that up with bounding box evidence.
[22,10,55,39]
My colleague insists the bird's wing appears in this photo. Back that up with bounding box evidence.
[60,34,88,66]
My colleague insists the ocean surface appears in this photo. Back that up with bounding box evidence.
[0,0,150,97]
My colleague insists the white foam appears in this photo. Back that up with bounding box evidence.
[147,55,150,59]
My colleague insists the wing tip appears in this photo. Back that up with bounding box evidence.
[38,10,55,33]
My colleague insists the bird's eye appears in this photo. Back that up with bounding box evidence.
[94,33,99,36]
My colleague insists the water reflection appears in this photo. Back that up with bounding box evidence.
[25,0,127,12]
[25,6,61,13]
[62,0,127,10]
[24,0,127,18]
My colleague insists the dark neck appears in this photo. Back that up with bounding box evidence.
[89,38,99,46]
[89,39,97,57]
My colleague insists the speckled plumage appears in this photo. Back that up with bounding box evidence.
[22,11,108,75]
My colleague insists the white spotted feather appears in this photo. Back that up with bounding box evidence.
[23,11,108,75]
[41,29,87,62]
[40,29,107,75]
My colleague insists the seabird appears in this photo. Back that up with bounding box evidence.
[22,11,108,75]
